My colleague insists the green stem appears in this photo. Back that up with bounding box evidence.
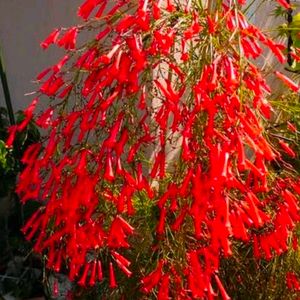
[0,44,15,125]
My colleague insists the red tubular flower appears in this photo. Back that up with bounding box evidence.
[40,76,64,96]
[114,258,132,277]
[96,27,111,41]
[292,235,298,251]
[179,168,193,197]
[224,57,238,85]
[207,15,217,34]
[116,216,134,234]
[109,262,117,288]
[97,260,103,282]
[226,11,237,32]
[276,0,291,9]
[78,0,103,20]
[40,28,60,49]
[260,236,272,260]
[236,134,245,170]
[111,251,132,277]
[46,246,56,270]
[187,251,206,298]
[242,36,262,59]
[278,140,296,158]
[105,113,124,148]
[290,178,300,189]
[53,55,69,73]
[117,53,132,84]
[21,208,42,235]
[141,260,164,293]
[23,213,42,240]
[221,152,230,178]
[116,15,136,33]
[181,39,189,62]
[214,274,231,300]
[278,205,295,229]
[158,274,170,300]
[244,192,264,228]
[152,2,161,19]
[166,0,174,12]
[139,85,146,110]
[136,8,150,31]
[111,251,131,267]
[257,136,276,161]
[264,40,286,63]
[275,71,299,92]
[21,143,41,165]
[287,121,297,133]
[171,206,188,231]
[230,210,249,241]
[58,84,73,99]
[252,235,260,259]
[157,206,167,235]
[282,190,300,220]
[286,272,300,291]
[6,125,17,147]
[57,27,78,50]
[216,221,232,257]
[104,152,115,182]
[126,35,146,70]
[36,108,54,129]
[268,233,283,255]
[36,67,52,81]
[114,128,128,157]
[17,98,38,131]
[150,151,165,179]
[78,263,90,286]
[108,222,130,248]
[157,189,171,209]
[126,188,135,216]
[153,29,175,55]
[100,88,121,111]
[245,159,264,179]
[89,261,97,286]
[94,0,107,18]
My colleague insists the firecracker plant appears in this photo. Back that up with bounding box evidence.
[6,0,300,298]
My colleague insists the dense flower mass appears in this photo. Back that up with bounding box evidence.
[7,0,300,298]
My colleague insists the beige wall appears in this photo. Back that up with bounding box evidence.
[0,0,82,111]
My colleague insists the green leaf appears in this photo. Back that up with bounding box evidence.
[0,139,8,169]
[286,60,300,72]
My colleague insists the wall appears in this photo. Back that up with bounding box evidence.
[0,0,82,111]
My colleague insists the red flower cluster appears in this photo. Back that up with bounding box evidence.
[8,0,300,298]
[286,272,300,291]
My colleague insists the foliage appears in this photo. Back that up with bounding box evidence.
[0,107,40,196]
[6,0,300,299]
[0,107,41,298]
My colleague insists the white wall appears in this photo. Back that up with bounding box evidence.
[0,0,82,111]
